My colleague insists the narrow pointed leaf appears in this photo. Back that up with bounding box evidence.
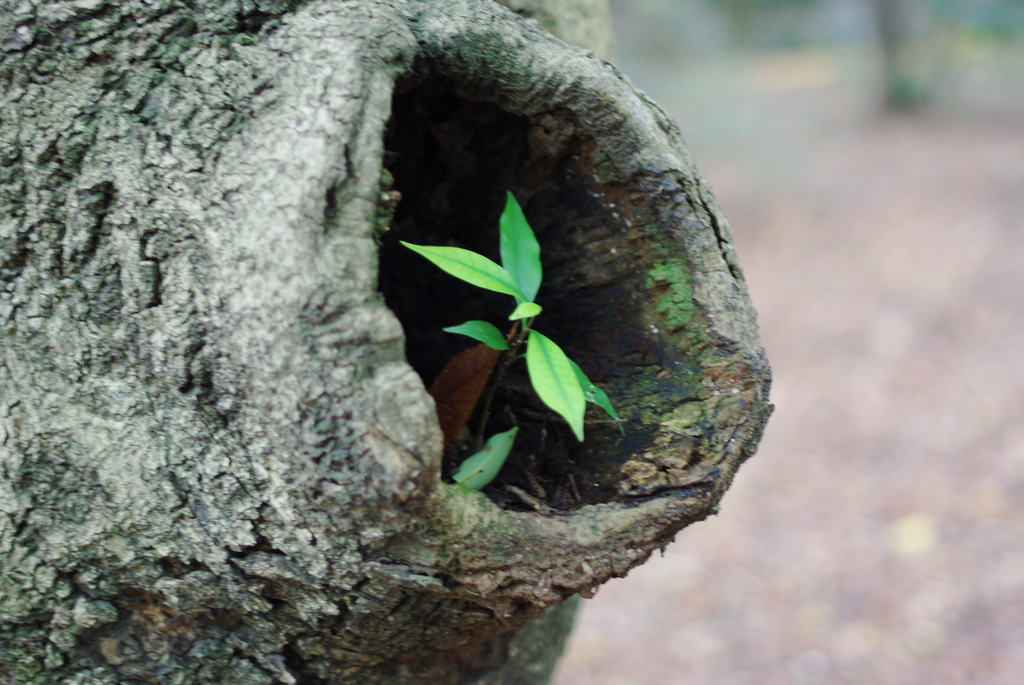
[508,302,542,321]
[452,426,519,490]
[569,358,625,435]
[401,241,527,300]
[499,192,542,302]
[429,344,502,446]
[443,320,509,350]
[526,330,586,441]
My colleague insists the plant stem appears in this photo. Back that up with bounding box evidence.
[473,318,531,450]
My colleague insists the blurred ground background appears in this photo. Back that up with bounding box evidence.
[553,1,1024,683]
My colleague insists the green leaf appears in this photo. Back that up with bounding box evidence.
[401,242,527,301]
[526,330,586,441]
[442,321,510,350]
[499,192,542,302]
[569,359,624,435]
[508,302,542,321]
[452,426,519,490]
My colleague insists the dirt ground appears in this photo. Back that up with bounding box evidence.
[553,39,1024,685]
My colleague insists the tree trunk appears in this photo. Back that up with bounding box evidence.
[0,0,771,683]
[493,0,615,62]
[871,0,936,110]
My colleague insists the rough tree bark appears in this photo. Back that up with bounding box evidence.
[0,0,771,683]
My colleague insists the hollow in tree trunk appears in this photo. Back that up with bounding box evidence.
[0,0,771,682]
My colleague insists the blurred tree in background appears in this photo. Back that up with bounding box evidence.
[611,0,1024,111]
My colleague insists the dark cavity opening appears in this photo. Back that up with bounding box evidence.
[378,78,671,509]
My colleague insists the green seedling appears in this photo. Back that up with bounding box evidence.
[451,426,519,490]
[402,192,622,489]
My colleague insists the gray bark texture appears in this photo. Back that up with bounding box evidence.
[493,0,614,62]
[0,0,771,683]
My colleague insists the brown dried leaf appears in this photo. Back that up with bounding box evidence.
[428,344,502,446]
